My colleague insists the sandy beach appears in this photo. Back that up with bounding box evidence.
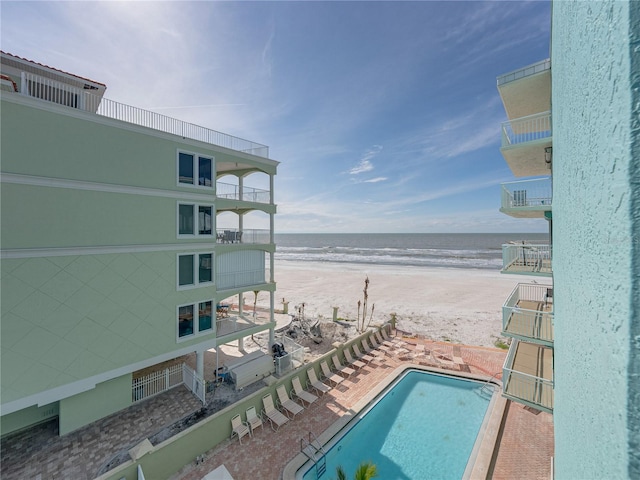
[255,260,550,348]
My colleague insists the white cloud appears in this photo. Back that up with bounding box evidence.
[363,177,387,184]
[349,145,383,174]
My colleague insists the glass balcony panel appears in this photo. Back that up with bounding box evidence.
[502,243,552,275]
[503,339,554,412]
[503,283,554,344]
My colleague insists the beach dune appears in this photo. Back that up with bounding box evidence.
[256,261,549,348]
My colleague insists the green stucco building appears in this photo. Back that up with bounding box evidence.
[497,1,639,477]
[1,52,279,436]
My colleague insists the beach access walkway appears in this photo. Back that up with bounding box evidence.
[0,338,553,480]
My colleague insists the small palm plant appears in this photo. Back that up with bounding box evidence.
[335,461,378,480]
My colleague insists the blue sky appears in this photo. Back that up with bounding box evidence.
[1,1,551,233]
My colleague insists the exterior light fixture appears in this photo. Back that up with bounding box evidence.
[544,146,553,166]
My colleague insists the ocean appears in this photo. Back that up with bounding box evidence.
[274,233,549,270]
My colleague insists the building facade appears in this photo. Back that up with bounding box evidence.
[0,52,279,436]
[498,1,639,477]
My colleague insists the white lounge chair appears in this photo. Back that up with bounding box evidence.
[320,360,344,387]
[292,376,318,407]
[276,384,304,419]
[353,343,374,364]
[230,414,251,444]
[246,406,263,434]
[344,348,365,370]
[307,368,331,395]
[262,393,289,431]
[332,354,355,378]
[374,331,391,354]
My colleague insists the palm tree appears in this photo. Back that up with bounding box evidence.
[335,461,378,480]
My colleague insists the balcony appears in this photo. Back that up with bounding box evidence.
[216,182,271,204]
[500,178,551,218]
[215,228,271,244]
[503,283,554,345]
[503,339,554,413]
[497,59,551,120]
[14,71,269,158]
[502,243,552,276]
[501,111,552,177]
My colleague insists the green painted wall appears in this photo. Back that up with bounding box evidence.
[552,1,637,477]
[1,250,216,405]
[0,401,59,437]
[59,374,131,436]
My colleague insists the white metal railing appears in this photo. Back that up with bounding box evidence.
[497,58,551,86]
[216,228,271,244]
[182,364,206,405]
[503,340,554,411]
[503,283,554,344]
[502,243,552,274]
[501,111,552,147]
[18,71,269,158]
[501,177,552,209]
[216,182,271,204]
[216,269,270,290]
[132,363,183,402]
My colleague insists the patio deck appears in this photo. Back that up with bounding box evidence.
[0,338,554,480]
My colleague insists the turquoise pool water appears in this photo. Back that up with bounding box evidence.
[300,370,492,480]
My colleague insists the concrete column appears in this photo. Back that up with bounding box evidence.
[270,174,274,205]
[269,326,275,347]
[239,293,243,315]
[238,175,243,201]
[270,290,275,324]
[196,349,204,379]
[238,337,244,351]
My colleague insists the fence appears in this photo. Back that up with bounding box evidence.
[274,336,305,376]
[501,177,552,209]
[19,71,269,158]
[182,364,206,405]
[215,182,271,204]
[501,111,552,147]
[503,283,554,344]
[132,364,183,403]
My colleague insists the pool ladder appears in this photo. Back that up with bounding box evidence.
[301,431,327,478]
[479,372,502,396]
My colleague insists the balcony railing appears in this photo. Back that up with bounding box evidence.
[501,177,552,210]
[503,339,554,413]
[18,72,269,158]
[503,283,554,345]
[216,269,270,291]
[497,59,551,86]
[501,111,552,147]
[502,243,552,275]
[216,228,271,244]
[216,182,271,204]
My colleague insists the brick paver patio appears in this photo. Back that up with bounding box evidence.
[0,338,553,480]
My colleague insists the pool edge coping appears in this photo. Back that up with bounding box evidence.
[281,364,506,480]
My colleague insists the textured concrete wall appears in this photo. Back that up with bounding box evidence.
[552,1,636,478]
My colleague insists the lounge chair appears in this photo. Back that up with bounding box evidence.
[320,360,344,387]
[261,393,289,431]
[344,348,366,370]
[362,338,384,363]
[353,343,374,364]
[276,384,304,419]
[381,327,405,348]
[332,354,355,378]
[307,368,331,395]
[246,406,263,434]
[230,414,251,444]
[374,331,391,354]
[291,376,318,407]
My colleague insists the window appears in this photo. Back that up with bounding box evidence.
[178,254,194,286]
[178,203,213,237]
[199,206,212,235]
[199,254,212,283]
[178,300,214,340]
[178,253,214,289]
[178,153,194,185]
[199,301,213,332]
[178,304,194,338]
[178,151,213,188]
[179,204,194,235]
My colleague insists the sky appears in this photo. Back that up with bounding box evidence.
[1,1,552,233]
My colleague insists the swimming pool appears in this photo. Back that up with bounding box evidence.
[298,369,494,480]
